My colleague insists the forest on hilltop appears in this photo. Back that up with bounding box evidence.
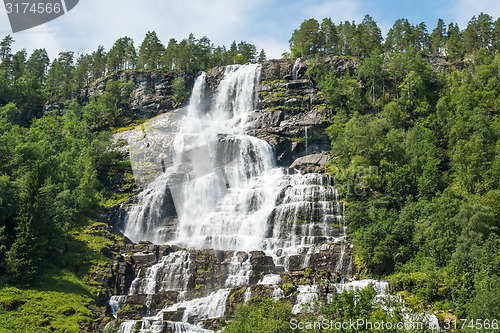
[0,13,499,332]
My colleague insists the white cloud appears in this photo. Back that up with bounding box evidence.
[257,37,290,60]
[452,0,500,28]
[304,0,363,23]
[4,0,268,59]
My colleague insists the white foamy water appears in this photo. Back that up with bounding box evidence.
[117,64,349,332]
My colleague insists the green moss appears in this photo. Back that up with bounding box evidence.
[0,272,99,332]
[281,282,295,294]
[196,267,211,274]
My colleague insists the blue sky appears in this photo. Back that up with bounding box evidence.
[1,0,499,61]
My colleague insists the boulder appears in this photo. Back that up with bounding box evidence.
[290,152,332,173]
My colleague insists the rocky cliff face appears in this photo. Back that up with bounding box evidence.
[248,56,361,169]
[96,240,354,327]
[44,71,192,120]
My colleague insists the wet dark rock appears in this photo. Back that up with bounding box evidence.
[225,286,248,318]
[249,251,277,284]
[203,318,226,331]
[163,308,185,321]
[290,152,332,173]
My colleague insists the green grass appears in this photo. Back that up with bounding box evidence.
[0,222,124,332]
[0,271,99,332]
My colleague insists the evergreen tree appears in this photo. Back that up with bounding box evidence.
[25,49,49,84]
[321,17,339,54]
[289,18,321,57]
[386,18,413,52]
[237,41,257,64]
[91,46,107,81]
[357,15,382,57]
[464,13,493,53]
[0,35,13,63]
[163,38,178,70]
[5,164,49,285]
[11,50,26,82]
[430,19,447,55]
[74,54,92,88]
[414,22,429,52]
[45,51,74,100]
[494,18,500,51]
[257,49,266,62]
[447,23,464,60]
[107,37,135,73]
[138,31,165,69]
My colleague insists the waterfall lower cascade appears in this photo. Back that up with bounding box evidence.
[113,64,355,332]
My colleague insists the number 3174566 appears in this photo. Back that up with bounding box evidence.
[5,2,62,14]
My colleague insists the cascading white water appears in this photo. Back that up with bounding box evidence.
[132,251,191,296]
[124,64,343,261]
[117,64,348,332]
[292,58,301,80]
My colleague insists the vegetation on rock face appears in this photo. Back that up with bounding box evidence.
[0,12,499,332]
[292,14,500,323]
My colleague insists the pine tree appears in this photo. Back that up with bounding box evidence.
[430,19,447,55]
[91,46,107,81]
[5,164,48,285]
[25,49,49,84]
[321,18,339,54]
[258,49,266,62]
[357,15,382,57]
[447,23,464,60]
[138,31,165,69]
[289,18,321,57]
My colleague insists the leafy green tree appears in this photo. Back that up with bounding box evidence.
[357,49,384,105]
[452,134,491,194]
[467,275,500,319]
[0,102,19,124]
[172,76,188,106]
[224,298,293,333]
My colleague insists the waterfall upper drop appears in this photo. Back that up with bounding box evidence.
[123,64,343,266]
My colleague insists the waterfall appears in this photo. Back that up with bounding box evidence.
[292,58,300,80]
[124,64,343,259]
[117,64,349,332]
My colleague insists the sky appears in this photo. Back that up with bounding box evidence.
[1,0,499,61]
